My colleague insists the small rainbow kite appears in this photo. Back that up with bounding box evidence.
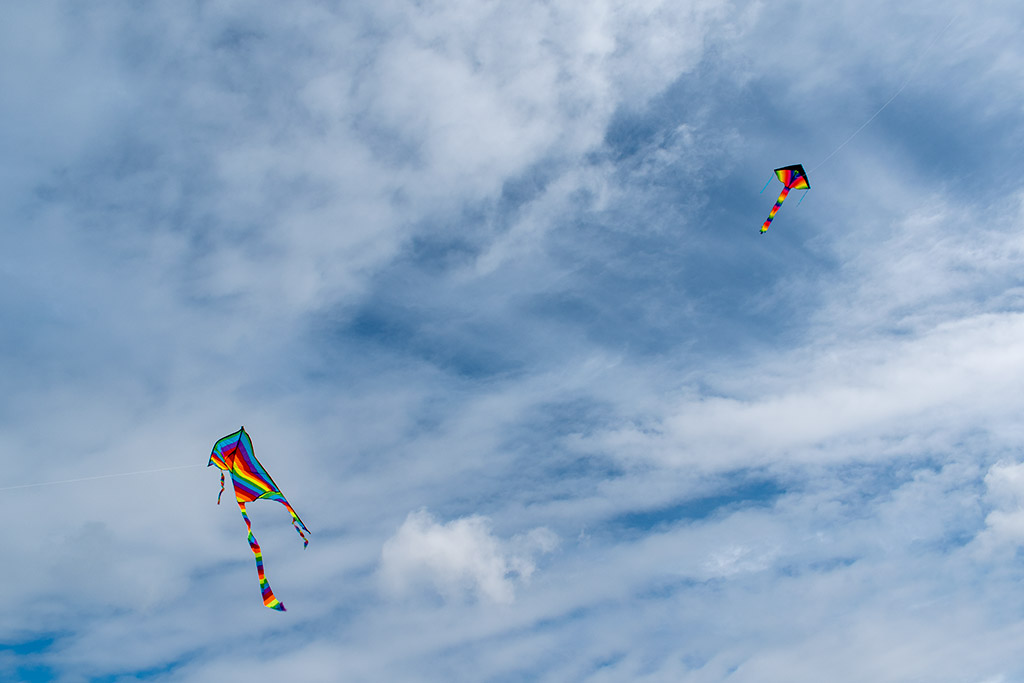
[209,426,309,611]
[760,164,810,234]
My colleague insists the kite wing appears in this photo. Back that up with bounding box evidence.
[209,426,309,611]
[760,164,810,234]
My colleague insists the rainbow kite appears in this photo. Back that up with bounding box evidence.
[760,164,810,234]
[209,426,309,611]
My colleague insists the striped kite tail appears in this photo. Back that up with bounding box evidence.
[283,502,310,547]
[238,502,286,611]
[760,186,791,233]
[261,492,311,548]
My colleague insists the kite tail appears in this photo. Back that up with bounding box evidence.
[238,502,286,611]
[283,502,310,548]
[760,186,791,233]
[259,492,310,548]
[293,522,309,547]
[217,471,225,505]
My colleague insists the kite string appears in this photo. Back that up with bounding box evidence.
[0,463,203,493]
[809,10,960,174]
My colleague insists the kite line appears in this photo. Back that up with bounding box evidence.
[809,10,960,174]
[0,463,202,493]
[757,11,960,233]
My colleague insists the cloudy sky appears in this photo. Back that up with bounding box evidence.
[3,1,1024,681]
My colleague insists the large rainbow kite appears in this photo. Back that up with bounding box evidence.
[209,426,309,611]
[760,164,810,234]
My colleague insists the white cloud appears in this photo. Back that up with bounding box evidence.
[380,509,557,604]
[5,0,1024,681]
[564,307,1024,475]
[702,543,778,577]
[976,461,1024,550]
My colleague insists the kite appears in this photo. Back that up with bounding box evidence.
[209,426,309,611]
[760,164,810,234]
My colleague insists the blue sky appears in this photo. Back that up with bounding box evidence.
[3,0,1024,680]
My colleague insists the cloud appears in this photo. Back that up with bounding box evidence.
[380,509,557,604]
[5,0,1024,681]
[975,461,1024,551]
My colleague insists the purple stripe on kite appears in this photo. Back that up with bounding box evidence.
[234,479,269,497]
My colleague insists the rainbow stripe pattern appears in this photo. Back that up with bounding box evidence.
[209,426,309,611]
[760,164,810,234]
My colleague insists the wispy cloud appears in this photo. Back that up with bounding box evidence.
[3,0,1024,681]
